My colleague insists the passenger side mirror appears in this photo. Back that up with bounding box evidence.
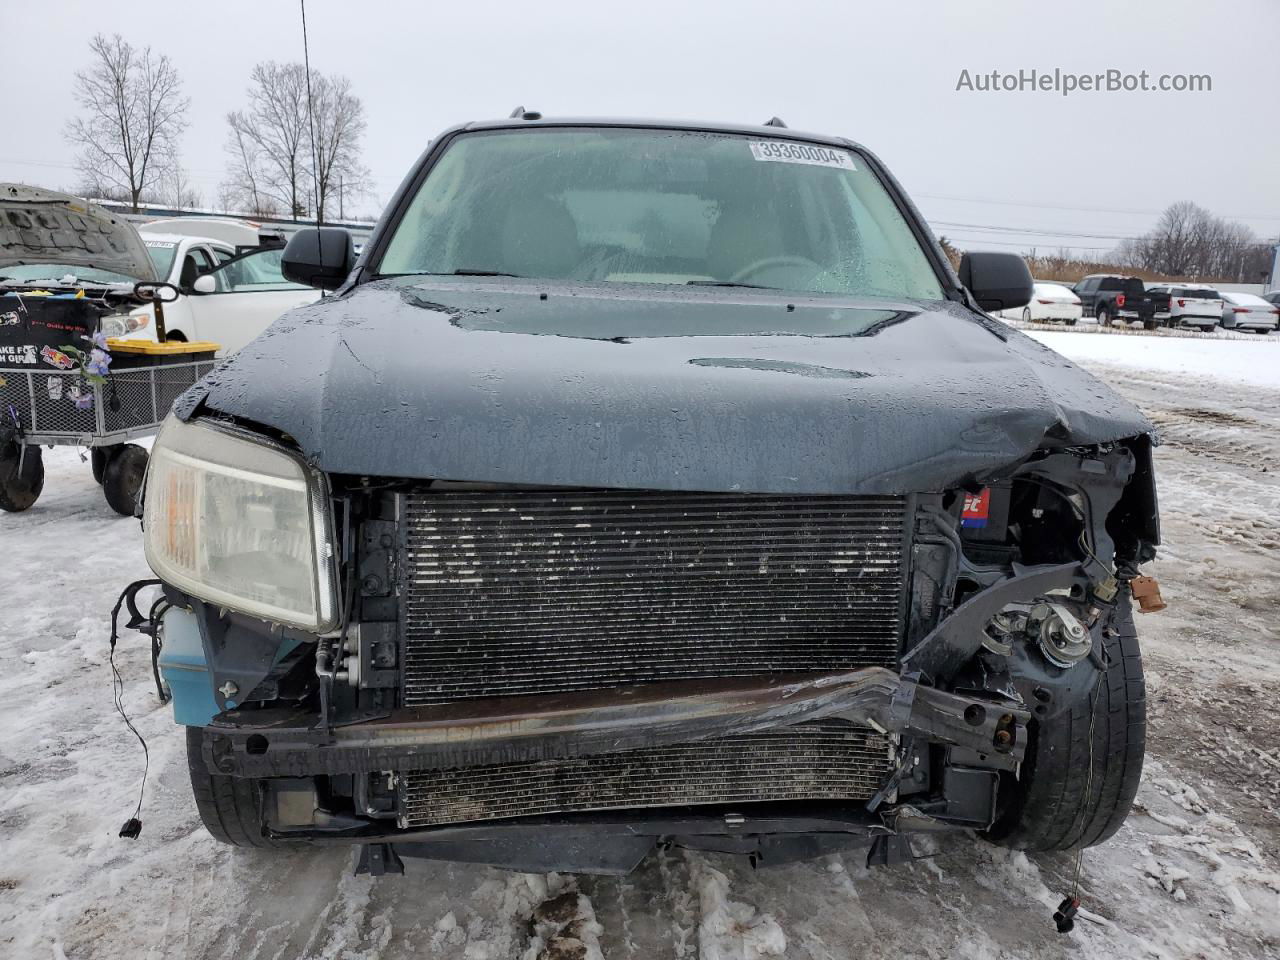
[192,274,217,295]
[958,252,1033,311]
[280,227,355,289]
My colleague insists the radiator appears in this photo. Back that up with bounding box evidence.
[400,490,909,706]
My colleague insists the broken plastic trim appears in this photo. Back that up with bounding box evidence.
[199,668,1030,779]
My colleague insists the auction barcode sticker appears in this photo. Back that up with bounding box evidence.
[749,141,855,169]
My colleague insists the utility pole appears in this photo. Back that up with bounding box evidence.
[338,174,344,220]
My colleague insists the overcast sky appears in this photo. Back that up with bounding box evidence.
[4,0,1278,255]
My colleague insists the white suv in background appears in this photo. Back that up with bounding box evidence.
[1145,284,1223,330]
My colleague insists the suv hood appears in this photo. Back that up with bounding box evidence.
[0,184,155,280]
[177,279,1153,494]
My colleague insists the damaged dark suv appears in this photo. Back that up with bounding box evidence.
[135,117,1158,875]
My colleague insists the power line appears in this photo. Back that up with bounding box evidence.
[917,190,1280,223]
[928,220,1143,242]
[941,236,1113,251]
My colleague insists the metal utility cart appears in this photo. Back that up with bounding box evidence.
[0,293,218,515]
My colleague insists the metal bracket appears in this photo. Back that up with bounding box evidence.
[354,842,404,877]
[866,833,913,868]
[900,562,1085,679]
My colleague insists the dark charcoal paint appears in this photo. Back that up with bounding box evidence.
[176,278,1152,494]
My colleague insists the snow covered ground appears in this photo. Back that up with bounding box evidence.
[1028,328,1280,390]
[2,336,1279,959]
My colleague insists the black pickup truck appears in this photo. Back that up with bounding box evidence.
[1074,274,1170,329]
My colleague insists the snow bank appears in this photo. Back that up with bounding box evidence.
[1028,330,1280,390]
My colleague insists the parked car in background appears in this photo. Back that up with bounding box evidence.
[1144,284,1222,331]
[997,281,1082,323]
[125,218,318,355]
[1262,291,1280,309]
[1219,291,1280,332]
[1074,275,1168,329]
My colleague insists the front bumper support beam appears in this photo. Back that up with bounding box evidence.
[201,667,1029,778]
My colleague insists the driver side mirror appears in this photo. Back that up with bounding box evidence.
[281,227,355,289]
[958,252,1033,311]
[192,274,217,295]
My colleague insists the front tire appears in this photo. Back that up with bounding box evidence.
[0,442,44,512]
[185,726,280,847]
[987,591,1145,851]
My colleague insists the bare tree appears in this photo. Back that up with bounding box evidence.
[65,34,190,212]
[220,121,280,217]
[1114,202,1271,280]
[225,63,311,218]
[158,162,202,210]
[309,73,371,221]
[221,62,370,221]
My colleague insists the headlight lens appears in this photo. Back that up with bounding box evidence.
[100,311,151,338]
[143,416,338,631]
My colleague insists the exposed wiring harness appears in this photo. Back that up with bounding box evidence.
[109,578,163,839]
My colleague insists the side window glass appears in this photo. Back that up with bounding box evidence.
[210,247,308,293]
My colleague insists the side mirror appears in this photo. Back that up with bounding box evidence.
[133,280,180,303]
[281,227,355,289]
[192,274,217,295]
[958,252,1033,312]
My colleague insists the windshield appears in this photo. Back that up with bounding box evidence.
[0,263,136,285]
[145,240,178,278]
[378,128,944,300]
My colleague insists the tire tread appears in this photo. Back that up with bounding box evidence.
[989,591,1145,851]
[185,726,279,847]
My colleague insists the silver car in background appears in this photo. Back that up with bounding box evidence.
[1219,291,1280,332]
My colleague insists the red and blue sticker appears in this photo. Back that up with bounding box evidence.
[961,489,991,529]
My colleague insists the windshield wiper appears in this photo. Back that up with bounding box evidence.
[449,268,524,278]
[686,280,780,290]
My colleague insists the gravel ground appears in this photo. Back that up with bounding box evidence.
[2,340,1278,960]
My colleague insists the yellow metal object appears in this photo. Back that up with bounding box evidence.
[106,338,221,355]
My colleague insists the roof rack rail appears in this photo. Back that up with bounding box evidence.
[763,116,787,128]
[508,106,543,120]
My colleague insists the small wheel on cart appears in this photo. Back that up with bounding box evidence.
[102,443,149,516]
[91,444,122,485]
[0,441,45,513]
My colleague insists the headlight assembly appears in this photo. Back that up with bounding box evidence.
[100,309,152,339]
[143,416,338,631]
